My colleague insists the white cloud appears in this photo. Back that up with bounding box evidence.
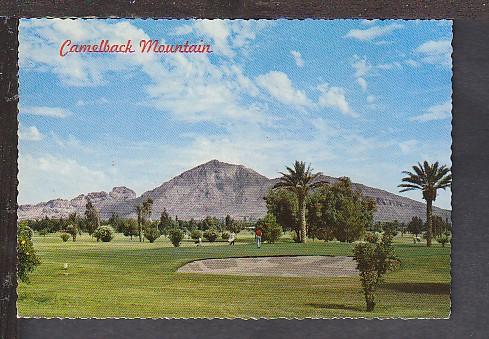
[172,20,271,58]
[367,95,376,104]
[415,39,452,67]
[345,23,403,41]
[18,153,108,204]
[410,100,452,122]
[376,62,403,70]
[256,71,311,107]
[352,56,371,77]
[290,50,304,67]
[172,24,193,35]
[399,139,418,154]
[357,77,367,92]
[21,106,73,118]
[194,20,233,57]
[404,59,421,68]
[19,125,44,141]
[50,133,94,154]
[317,83,357,117]
[75,97,109,106]
[360,19,378,26]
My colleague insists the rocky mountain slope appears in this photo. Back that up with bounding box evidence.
[18,159,450,223]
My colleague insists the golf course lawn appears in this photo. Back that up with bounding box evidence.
[17,233,451,318]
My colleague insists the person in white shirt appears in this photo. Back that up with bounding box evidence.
[228,232,235,245]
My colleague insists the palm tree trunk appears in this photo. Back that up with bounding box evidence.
[299,196,307,243]
[426,199,433,247]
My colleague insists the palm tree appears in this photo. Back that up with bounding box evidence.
[398,161,451,247]
[136,198,153,242]
[273,161,323,243]
[136,205,143,242]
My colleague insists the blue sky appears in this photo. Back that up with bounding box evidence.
[18,19,452,209]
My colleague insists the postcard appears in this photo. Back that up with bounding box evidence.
[17,19,452,318]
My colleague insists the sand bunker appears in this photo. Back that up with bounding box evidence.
[177,256,358,277]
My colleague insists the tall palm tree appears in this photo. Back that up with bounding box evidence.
[136,198,154,242]
[136,205,143,242]
[273,161,323,243]
[398,161,451,247]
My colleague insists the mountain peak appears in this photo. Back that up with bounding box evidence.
[199,159,238,168]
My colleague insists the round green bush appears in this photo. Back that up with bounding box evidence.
[168,228,184,247]
[93,226,115,242]
[190,229,202,240]
[144,227,161,243]
[221,232,230,240]
[60,233,70,242]
[258,214,283,243]
[203,227,219,242]
[38,228,49,237]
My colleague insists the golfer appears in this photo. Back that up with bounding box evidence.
[228,232,236,245]
[255,227,262,248]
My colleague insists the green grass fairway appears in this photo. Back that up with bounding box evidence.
[18,233,450,318]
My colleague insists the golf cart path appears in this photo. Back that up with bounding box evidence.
[177,256,358,277]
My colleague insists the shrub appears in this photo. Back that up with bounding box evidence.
[258,214,282,243]
[382,221,399,237]
[221,232,230,240]
[38,228,48,237]
[353,232,397,312]
[364,232,380,244]
[65,224,78,242]
[144,226,161,243]
[93,226,115,242]
[122,219,139,240]
[314,227,335,242]
[17,223,41,283]
[190,229,202,240]
[203,227,219,242]
[436,233,451,247]
[60,233,70,242]
[168,228,184,247]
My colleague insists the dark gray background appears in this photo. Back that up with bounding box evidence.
[0,3,487,338]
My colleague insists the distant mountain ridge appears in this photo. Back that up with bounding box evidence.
[18,159,451,223]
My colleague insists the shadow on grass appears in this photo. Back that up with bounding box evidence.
[306,303,365,312]
[382,282,450,295]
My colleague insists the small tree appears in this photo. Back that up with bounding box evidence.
[436,232,451,247]
[257,214,283,243]
[17,222,41,283]
[353,232,397,312]
[93,226,115,242]
[225,214,233,229]
[407,216,424,238]
[121,219,138,240]
[84,199,100,236]
[382,221,399,237]
[190,229,202,240]
[108,213,123,232]
[60,233,70,242]
[158,209,172,236]
[314,227,335,242]
[168,228,184,247]
[203,227,219,242]
[144,225,161,243]
[65,224,78,242]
